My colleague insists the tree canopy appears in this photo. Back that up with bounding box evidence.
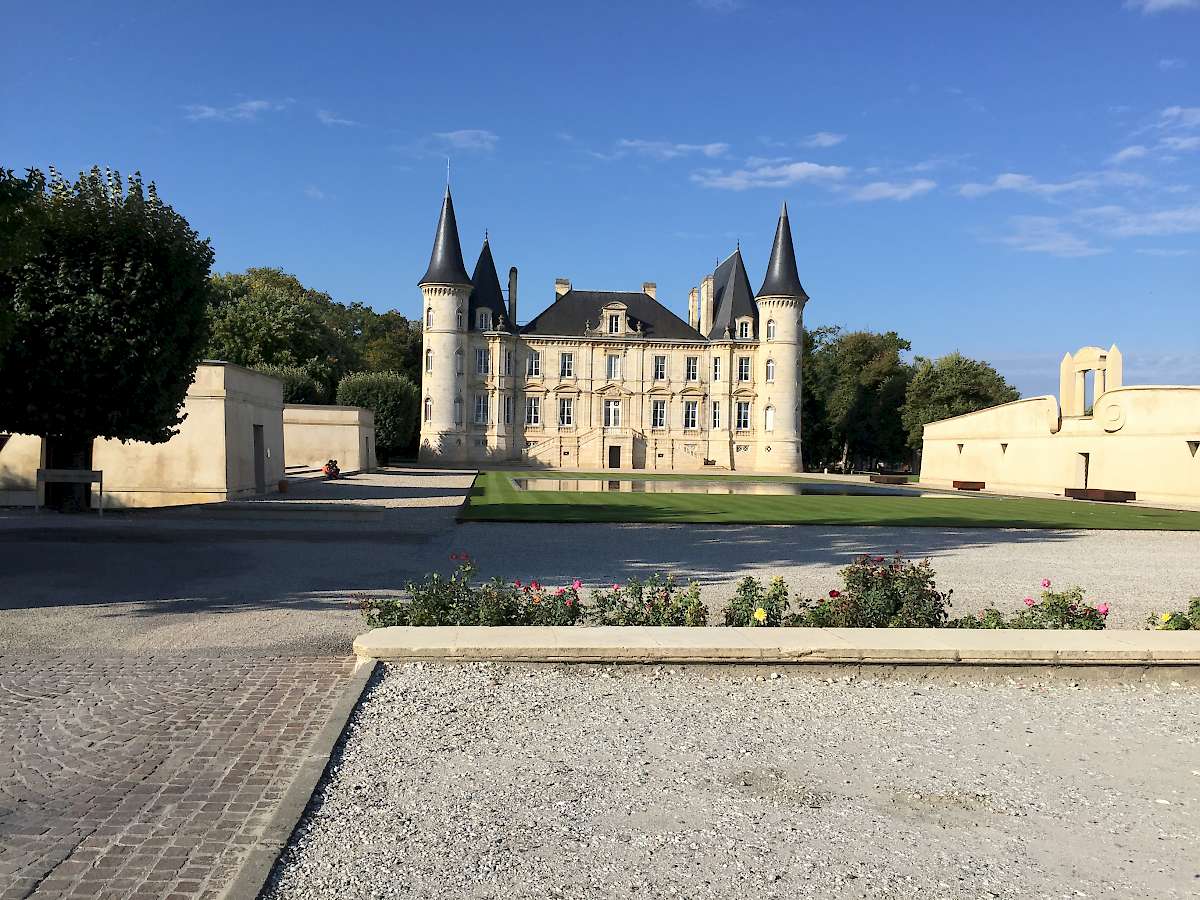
[336,371,419,458]
[0,166,213,448]
[901,352,1020,449]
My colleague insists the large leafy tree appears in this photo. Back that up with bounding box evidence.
[807,329,914,471]
[0,169,47,366]
[0,166,213,499]
[901,352,1020,449]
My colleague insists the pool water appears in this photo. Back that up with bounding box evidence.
[509,477,970,498]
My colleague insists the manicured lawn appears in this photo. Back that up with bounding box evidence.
[460,470,1200,530]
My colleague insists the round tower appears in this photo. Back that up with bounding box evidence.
[755,202,809,473]
[418,187,473,463]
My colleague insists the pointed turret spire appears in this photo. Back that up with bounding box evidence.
[418,187,472,286]
[756,201,808,300]
[468,236,510,331]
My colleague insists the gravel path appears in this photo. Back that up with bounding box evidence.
[265,662,1200,900]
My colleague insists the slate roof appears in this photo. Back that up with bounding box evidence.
[707,248,757,340]
[757,202,808,300]
[418,187,471,286]
[521,290,705,341]
[468,239,512,331]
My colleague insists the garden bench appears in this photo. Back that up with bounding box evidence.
[1064,487,1136,503]
[34,468,105,516]
[953,480,985,491]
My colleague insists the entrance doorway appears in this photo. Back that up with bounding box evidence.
[253,425,266,493]
[608,445,621,469]
[1076,452,1090,489]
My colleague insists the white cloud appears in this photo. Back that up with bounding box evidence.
[317,109,359,127]
[1162,135,1200,151]
[849,179,936,202]
[1080,203,1200,236]
[802,132,847,148]
[998,216,1107,258]
[959,170,1146,198]
[1158,57,1187,70]
[694,0,742,11]
[691,159,850,190]
[304,185,327,200]
[1135,247,1193,256]
[1108,145,1150,164]
[433,129,499,152]
[615,139,730,160]
[184,99,290,122]
[1159,105,1200,129]
[1124,0,1199,12]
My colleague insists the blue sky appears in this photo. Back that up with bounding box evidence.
[3,0,1198,395]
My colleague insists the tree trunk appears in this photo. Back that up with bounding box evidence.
[43,434,93,512]
[838,440,850,474]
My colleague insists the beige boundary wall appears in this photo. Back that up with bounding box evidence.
[0,361,285,508]
[920,386,1200,506]
[283,405,376,472]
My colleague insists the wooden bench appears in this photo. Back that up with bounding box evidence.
[953,480,985,491]
[34,468,105,516]
[1064,488,1136,503]
[869,474,910,485]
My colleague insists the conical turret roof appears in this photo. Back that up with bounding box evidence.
[468,237,511,331]
[418,187,471,286]
[707,248,757,339]
[756,202,808,300]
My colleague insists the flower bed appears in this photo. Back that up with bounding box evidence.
[359,552,1120,631]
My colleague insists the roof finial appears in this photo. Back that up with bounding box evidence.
[446,157,451,192]
[484,228,489,242]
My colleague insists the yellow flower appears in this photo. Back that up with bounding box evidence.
[1161,613,1172,622]
[753,607,768,623]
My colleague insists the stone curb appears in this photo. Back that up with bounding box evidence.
[353,626,1200,666]
[218,656,377,900]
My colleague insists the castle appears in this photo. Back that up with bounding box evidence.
[417,190,810,473]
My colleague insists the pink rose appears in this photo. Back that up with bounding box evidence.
[514,579,522,588]
[612,583,620,591]
[531,580,541,591]
[1097,603,1109,616]
[1041,578,1051,589]
[572,579,582,590]
[829,590,841,599]
[1024,597,1035,607]
[565,598,574,607]
[555,587,565,596]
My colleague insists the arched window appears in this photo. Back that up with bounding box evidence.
[425,308,433,328]
[454,348,463,375]
[423,397,432,422]
[766,319,776,340]
[425,349,433,373]
[765,359,775,382]
[764,405,775,433]
[456,309,464,330]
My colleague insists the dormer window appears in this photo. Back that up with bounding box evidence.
[477,310,492,331]
[608,314,621,334]
[737,320,751,340]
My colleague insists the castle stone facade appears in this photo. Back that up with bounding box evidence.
[418,190,810,473]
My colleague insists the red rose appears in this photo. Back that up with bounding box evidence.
[829,590,841,599]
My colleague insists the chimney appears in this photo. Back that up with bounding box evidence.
[554,277,571,301]
[642,281,657,301]
[508,266,519,327]
[699,274,715,336]
[687,287,698,329]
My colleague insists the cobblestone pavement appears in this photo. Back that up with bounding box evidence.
[0,654,358,900]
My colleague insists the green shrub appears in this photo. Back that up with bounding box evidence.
[1148,598,1200,631]
[253,363,328,404]
[785,554,951,628]
[335,370,419,457]
[951,581,1109,630]
[587,574,708,626]
[723,576,791,627]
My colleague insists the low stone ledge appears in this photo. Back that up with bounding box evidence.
[353,626,1200,666]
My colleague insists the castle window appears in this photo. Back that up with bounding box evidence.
[453,397,463,425]
[527,351,541,377]
[560,352,574,378]
[651,399,666,429]
[737,356,751,382]
[711,401,721,429]
[423,397,432,422]
[765,359,775,382]
[473,393,489,425]
[713,357,721,381]
[455,348,464,375]
[608,314,621,334]
[653,355,666,380]
[736,401,751,431]
[603,399,621,427]
[504,395,513,425]
[504,351,513,376]
[558,397,574,426]
[738,320,751,340]
[477,310,491,331]
[606,354,621,381]
[425,308,433,328]
[683,400,698,430]
[475,348,490,375]
[767,320,776,340]
[685,357,698,381]
[764,405,775,433]
[456,310,464,330]
[425,349,433,373]
[526,396,541,425]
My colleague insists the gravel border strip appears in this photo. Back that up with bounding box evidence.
[218,657,378,900]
